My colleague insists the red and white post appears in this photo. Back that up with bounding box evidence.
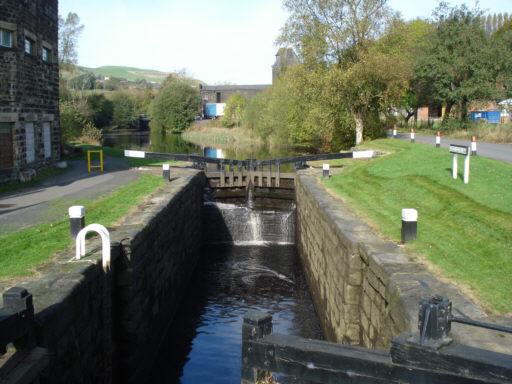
[393,125,397,138]
[410,128,415,143]
[436,131,441,148]
[471,136,477,156]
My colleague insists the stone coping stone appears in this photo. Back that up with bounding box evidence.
[0,169,203,321]
[297,171,512,355]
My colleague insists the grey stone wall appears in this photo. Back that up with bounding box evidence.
[295,172,502,350]
[0,170,206,383]
[0,0,60,183]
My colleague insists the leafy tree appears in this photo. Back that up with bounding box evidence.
[58,12,84,69]
[277,0,398,144]
[86,93,113,128]
[222,94,247,127]
[151,79,200,132]
[278,0,393,67]
[68,73,95,90]
[111,93,135,129]
[416,3,502,125]
[104,77,122,91]
[60,100,86,143]
[376,19,435,125]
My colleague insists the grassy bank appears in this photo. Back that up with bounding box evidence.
[0,174,165,278]
[183,121,262,149]
[323,139,512,315]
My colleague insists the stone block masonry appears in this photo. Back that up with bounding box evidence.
[295,172,511,353]
[0,0,60,183]
[0,170,206,383]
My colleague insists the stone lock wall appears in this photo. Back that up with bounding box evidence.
[0,171,206,383]
[114,172,205,383]
[295,173,490,350]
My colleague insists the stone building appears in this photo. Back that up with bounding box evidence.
[199,47,298,117]
[272,47,298,83]
[0,0,60,183]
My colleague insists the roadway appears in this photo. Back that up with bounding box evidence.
[0,156,140,235]
[390,132,512,163]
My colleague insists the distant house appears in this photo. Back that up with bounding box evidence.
[199,47,298,117]
[0,0,60,183]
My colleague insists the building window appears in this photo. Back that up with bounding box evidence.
[0,28,12,47]
[42,47,50,62]
[25,38,35,55]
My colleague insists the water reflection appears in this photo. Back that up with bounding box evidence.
[102,123,310,161]
[150,244,323,383]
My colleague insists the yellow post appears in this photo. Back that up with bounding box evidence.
[87,150,104,172]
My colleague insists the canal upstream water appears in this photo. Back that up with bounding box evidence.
[149,192,323,383]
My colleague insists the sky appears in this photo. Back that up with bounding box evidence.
[58,0,511,85]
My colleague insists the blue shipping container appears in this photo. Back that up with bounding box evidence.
[486,110,501,124]
[205,104,216,117]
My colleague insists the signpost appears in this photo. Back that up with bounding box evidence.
[450,144,470,184]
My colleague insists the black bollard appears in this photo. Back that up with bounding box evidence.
[69,206,85,239]
[401,208,417,243]
[162,164,170,181]
[323,164,329,179]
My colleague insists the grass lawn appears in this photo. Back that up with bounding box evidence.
[0,174,165,278]
[323,139,512,315]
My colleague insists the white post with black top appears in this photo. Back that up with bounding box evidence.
[450,144,470,184]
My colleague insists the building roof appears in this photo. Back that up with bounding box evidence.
[200,84,271,91]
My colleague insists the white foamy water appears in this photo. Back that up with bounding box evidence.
[203,202,295,245]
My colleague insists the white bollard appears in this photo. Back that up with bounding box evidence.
[471,136,477,156]
[69,206,85,238]
[323,164,329,179]
[436,131,441,148]
[162,163,170,181]
[393,125,397,138]
[401,209,418,243]
[410,128,415,143]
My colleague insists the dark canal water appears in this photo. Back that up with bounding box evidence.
[149,195,323,383]
[105,129,323,382]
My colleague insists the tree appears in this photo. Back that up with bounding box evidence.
[375,19,435,125]
[111,93,135,129]
[416,3,501,125]
[58,12,84,69]
[277,0,398,145]
[86,93,114,128]
[151,79,200,132]
[222,94,247,127]
[278,0,394,67]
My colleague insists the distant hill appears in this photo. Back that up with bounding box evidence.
[80,65,170,83]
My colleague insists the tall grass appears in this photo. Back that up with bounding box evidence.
[183,121,262,149]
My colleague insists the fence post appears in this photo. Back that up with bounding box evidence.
[242,311,273,384]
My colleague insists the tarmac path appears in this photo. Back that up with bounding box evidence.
[391,132,512,163]
[0,156,140,235]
